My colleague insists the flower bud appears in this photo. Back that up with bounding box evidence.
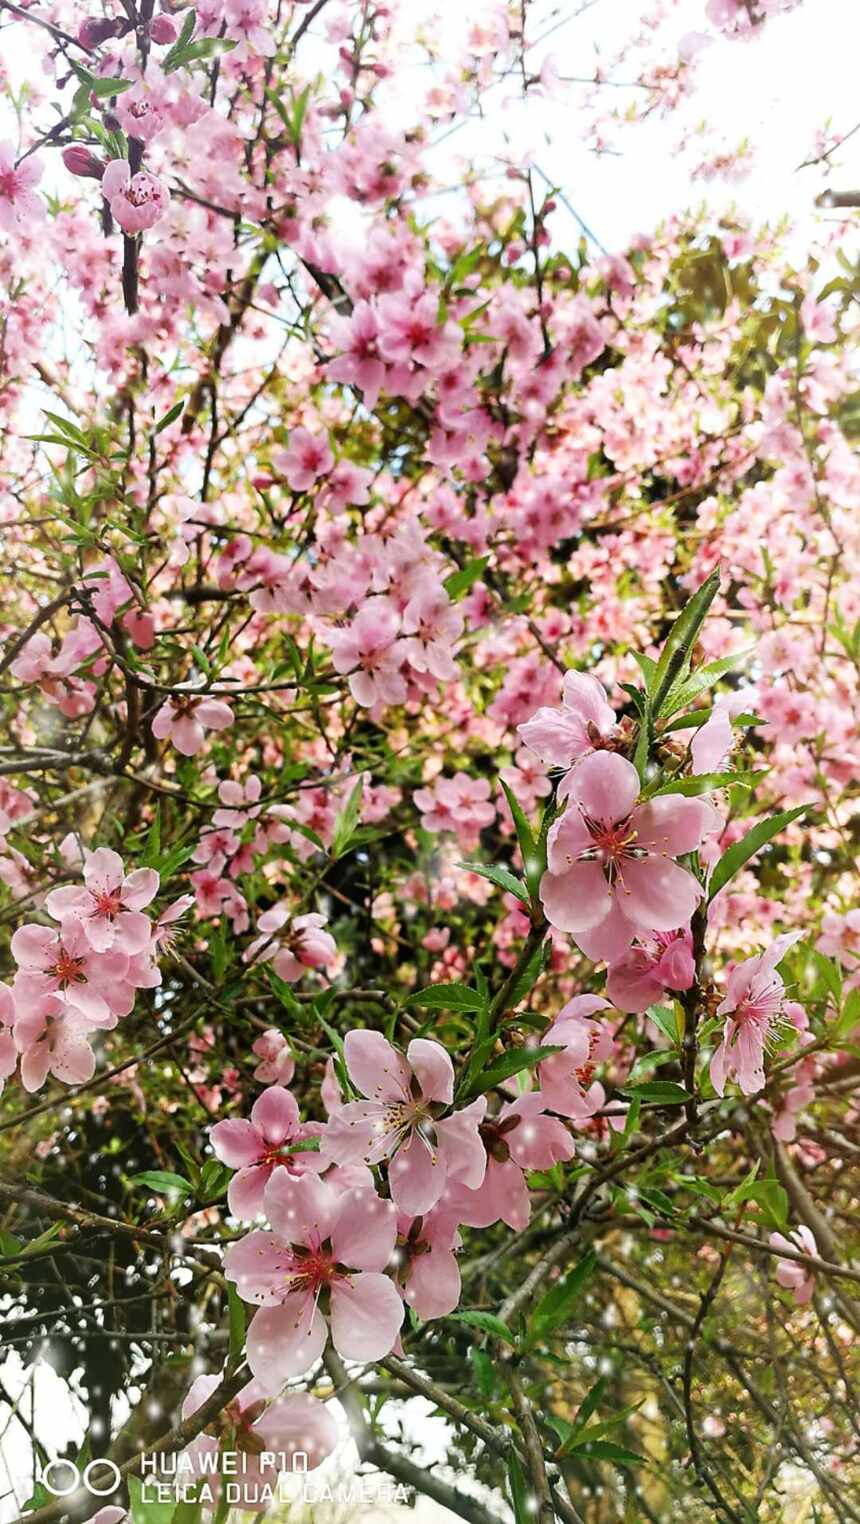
[62,145,105,180]
[78,15,123,47]
[149,14,178,42]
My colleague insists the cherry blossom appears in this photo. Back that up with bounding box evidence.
[770,1226,817,1305]
[210,1085,323,1219]
[152,696,235,756]
[45,849,159,954]
[710,932,803,1096]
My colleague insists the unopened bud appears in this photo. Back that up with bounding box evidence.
[149,14,178,42]
[78,15,123,46]
[62,145,105,180]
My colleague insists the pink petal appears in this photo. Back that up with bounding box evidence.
[606,951,663,1014]
[540,861,613,933]
[253,1392,338,1469]
[329,1272,404,1361]
[632,796,722,856]
[121,867,160,909]
[406,1037,453,1104]
[344,1029,410,1101]
[228,1164,274,1221]
[566,751,639,824]
[11,924,55,970]
[573,898,637,963]
[389,1131,444,1216]
[210,1118,263,1168]
[263,1167,338,1245]
[546,807,591,871]
[404,1241,461,1319]
[331,1187,397,1270]
[246,1298,327,1390]
[436,1099,487,1190]
[223,1229,292,1305]
[114,911,152,954]
[84,848,123,894]
[196,699,234,730]
[518,707,589,768]
[171,715,204,755]
[322,1101,393,1166]
[620,858,702,932]
[251,1085,300,1145]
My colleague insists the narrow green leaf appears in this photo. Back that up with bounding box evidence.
[650,568,722,719]
[227,1282,246,1366]
[451,1309,516,1345]
[407,982,486,1012]
[620,1080,690,1104]
[528,1250,596,1342]
[155,400,185,434]
[459,861,530,906]
[331,778,364,859]
[443,555,489,600]
[507,1453,530,1524]
[708,805,808,902]
[130,1170,192,1196]
[461,1043,562,1100]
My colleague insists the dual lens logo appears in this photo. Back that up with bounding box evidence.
[39,1459,121,1497]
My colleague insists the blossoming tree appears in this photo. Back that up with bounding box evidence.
[0,0,858,1520]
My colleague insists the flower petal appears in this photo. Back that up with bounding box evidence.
[540,861,613,933]
[620,858,702,932]
[344,1029,410,1102]
[329,1272,404,1361]
[566,751,639,824]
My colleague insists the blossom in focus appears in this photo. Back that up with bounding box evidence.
[321,1030,487,1215]
[538,995,615,1119]
[101,160,170,234]
[243,907,337,982]
[224,1170,403,1388]
[539,752,721,962]
[45,848,159,954]
[770,1225,817,1305]
[210,1085,323,1220]
[453,1091,575,1231]
[392,1208,461,1318]
[251,1028,295,1085]
[152,695,234,756]
[710,932,803,1097]
[606,929,695,1013]
[518,671,619,768]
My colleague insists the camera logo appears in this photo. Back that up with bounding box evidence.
[39,1460,121,1497]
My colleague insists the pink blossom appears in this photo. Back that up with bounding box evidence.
[102,160,170,234]
[152,894,195,954]
[401,582,463,680]
[152,695,234,756]
[0,143,43,230]
[769,1226,817,1305]
[538,995,615,1119]
[276,429,334,492]
[0,982,17,1094]
[251,1028,295,1085]
[327,301,386,407]
[540,752,721,961]
[11,920,127,1025]
[45,848,159,954]
[14,995,99,1092]
[413,773,496,851]
[224,1171,403,1388]
[326,597,406,708]
[710,932,802,1097]
[607,929,695,1013]
[181,1374,336,1503]
[392,1208,461,1319]
[321,1030,487,1215]
[453,1092,575,1231]
[244,907,337,982]
[518,671,619,768]
[210,1086,323,1220]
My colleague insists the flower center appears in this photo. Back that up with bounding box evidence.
[53,949,87,985]
[93,889,123,917]
[580,814,641,882]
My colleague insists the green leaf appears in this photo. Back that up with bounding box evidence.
[468,1346,496,1398]
[649,771,754,797]
[407,982,486,1012]
[130,1170,192,1196]
[649,567,722,720]
[460,1044,562,1100]
[164,35,236,70]
[662,646,753,717]
[647,1004,679,1045]
[832,987,860,1040]
[129,1476,178,1524]
[170,1487,203,1524]
[0,1230,22,1257]
[507,1453,531,1524]
[443,555,489,600]
[707,805,808,902]
[155,400,185,434]
[572,1376,606,1435]
[459,861,530,906]
[527,1250,596,1343]
[450,1309,516,1345]
[499,779,544,898]
[227,1282,246,1367]
[620,1080,690,1104]
[330,778,364,859]
[567,1438,644,1466]
[727,1177,788,1230]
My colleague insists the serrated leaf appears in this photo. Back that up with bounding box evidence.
[620,1080,690,1104]
[407,982,486,1012]
[459,860,530,906]
[131,1170,192,1196]
[451,1309,516,1345]
[650,770,754,797]
[708,805,808,902]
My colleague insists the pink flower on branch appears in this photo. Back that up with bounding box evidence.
[518,671,620,769]
[710,932,802,1097]
[321,1030,487,1216]
[0,142,43,230]
[210,1085,323,1220]
[606,929,695,1013]
[539,752,721,962]
[243,907,337,982]
[152,695,234,756]
[770,1226,817,1306]
[102,159,170,234]
[45,848,159,954]
[181,1374,337,1502]
[224,1171,403,1388]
